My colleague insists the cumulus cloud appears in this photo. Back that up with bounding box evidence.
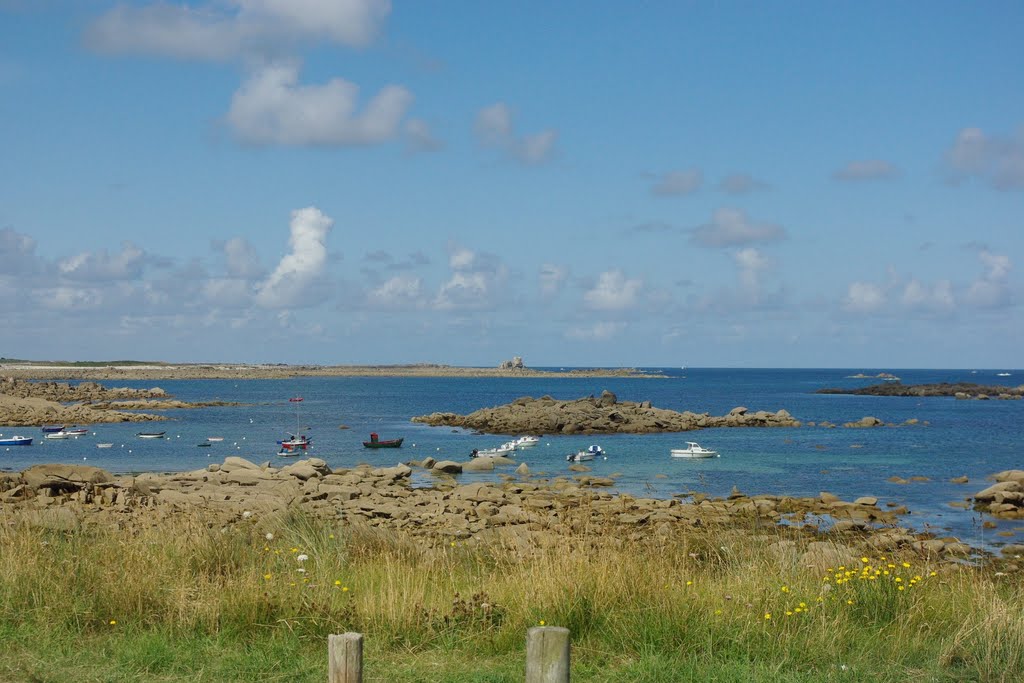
[227,62,413,146]
[86,0,391,60]
[945,126,1024,191]
[689,208,786,248]
[651,169,702,197]
[58,241,147,281]
[842,281,887,313]
[255,206,333,308]
[718,173,770,195]
[367,274,423,309]
[219,237,264,279]
[841,249,1012,315]
[474,101,557,165]
[583,270,642,311]
[432,244,507,311]
[900,279,954,313]
[832,159,899,181]
[565,321,626,341]
[964,248,1012,308]
[733,247,770,293]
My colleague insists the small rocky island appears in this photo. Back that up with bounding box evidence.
[817,382,1023,400]
[412,390,800,435]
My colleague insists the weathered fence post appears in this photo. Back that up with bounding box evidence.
[525,626,570,682]
[328,632,363,683]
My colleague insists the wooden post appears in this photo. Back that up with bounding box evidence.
[525,626,570,682]
[328,632,363,683]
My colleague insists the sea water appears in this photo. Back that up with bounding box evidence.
[2,368,1021,549]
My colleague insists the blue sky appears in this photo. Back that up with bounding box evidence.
[0,1,1021,368]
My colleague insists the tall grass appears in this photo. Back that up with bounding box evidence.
[0,510,1020,681]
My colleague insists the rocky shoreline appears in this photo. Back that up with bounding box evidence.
[0,378,239,427]
[817,382,1023,400]
[413,390,802,435]
[3,456,1013,566]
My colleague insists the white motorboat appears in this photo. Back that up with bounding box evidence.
[136,431,167,439]
[96,443,114,449]
[472,445,515,458]
[671,442,719,458]
[45,432,70,440]
[566,450,594,462]
[513,435,540,448]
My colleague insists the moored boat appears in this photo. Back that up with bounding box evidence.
[472,445,515,458]
[137,431,166,439]
[96,443,114,449]
[363,433,404,448]
[0,435,33,446]
[670,442,719,458]
[44,432,70,440]
[566,449,594,462]
[41,425,66,433]
[64,428,88,437]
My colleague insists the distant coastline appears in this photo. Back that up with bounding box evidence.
[0,362,657,381]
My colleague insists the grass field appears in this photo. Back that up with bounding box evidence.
[1,510,1020,682]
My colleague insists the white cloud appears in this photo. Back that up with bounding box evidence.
[651,169,702,197]
[367,274,423,308]
[57,242,146,281]
[475,102,513,143]
[843,281,887,313]
[733,247,770,293]
[433,271,490,311]
[832,159,899,181]
[227,62,412,146]
[900,279,954,313]
[565,322,626,341]
[690,208,786,248]
[448,246,476,270]
[86,0,391,60]
[945,126,1024,191]
[964,249,1012,308]
[432,244,507,311]
[221,237,264,279]
[583,270,642,311]
[255,206,333,308]
[474,101,557,165]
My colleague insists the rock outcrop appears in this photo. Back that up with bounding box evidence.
[0,456,976,561]
[818,382,1023,400]
[412,392,801,435]
[974,470,1024,519]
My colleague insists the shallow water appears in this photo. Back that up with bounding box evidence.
[2,367,1021,548]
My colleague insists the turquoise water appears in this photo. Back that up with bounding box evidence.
[2,368,1021,547]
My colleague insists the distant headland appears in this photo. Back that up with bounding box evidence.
[0,356,656,381]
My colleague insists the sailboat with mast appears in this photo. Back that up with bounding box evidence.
[277,396,311,457]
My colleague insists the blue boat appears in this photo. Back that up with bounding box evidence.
[0,435,33,446]
[41,425,66,433]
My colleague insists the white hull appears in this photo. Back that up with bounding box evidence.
[671,450,718,459]
[671,442,719,458]
[567,451,594,462]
